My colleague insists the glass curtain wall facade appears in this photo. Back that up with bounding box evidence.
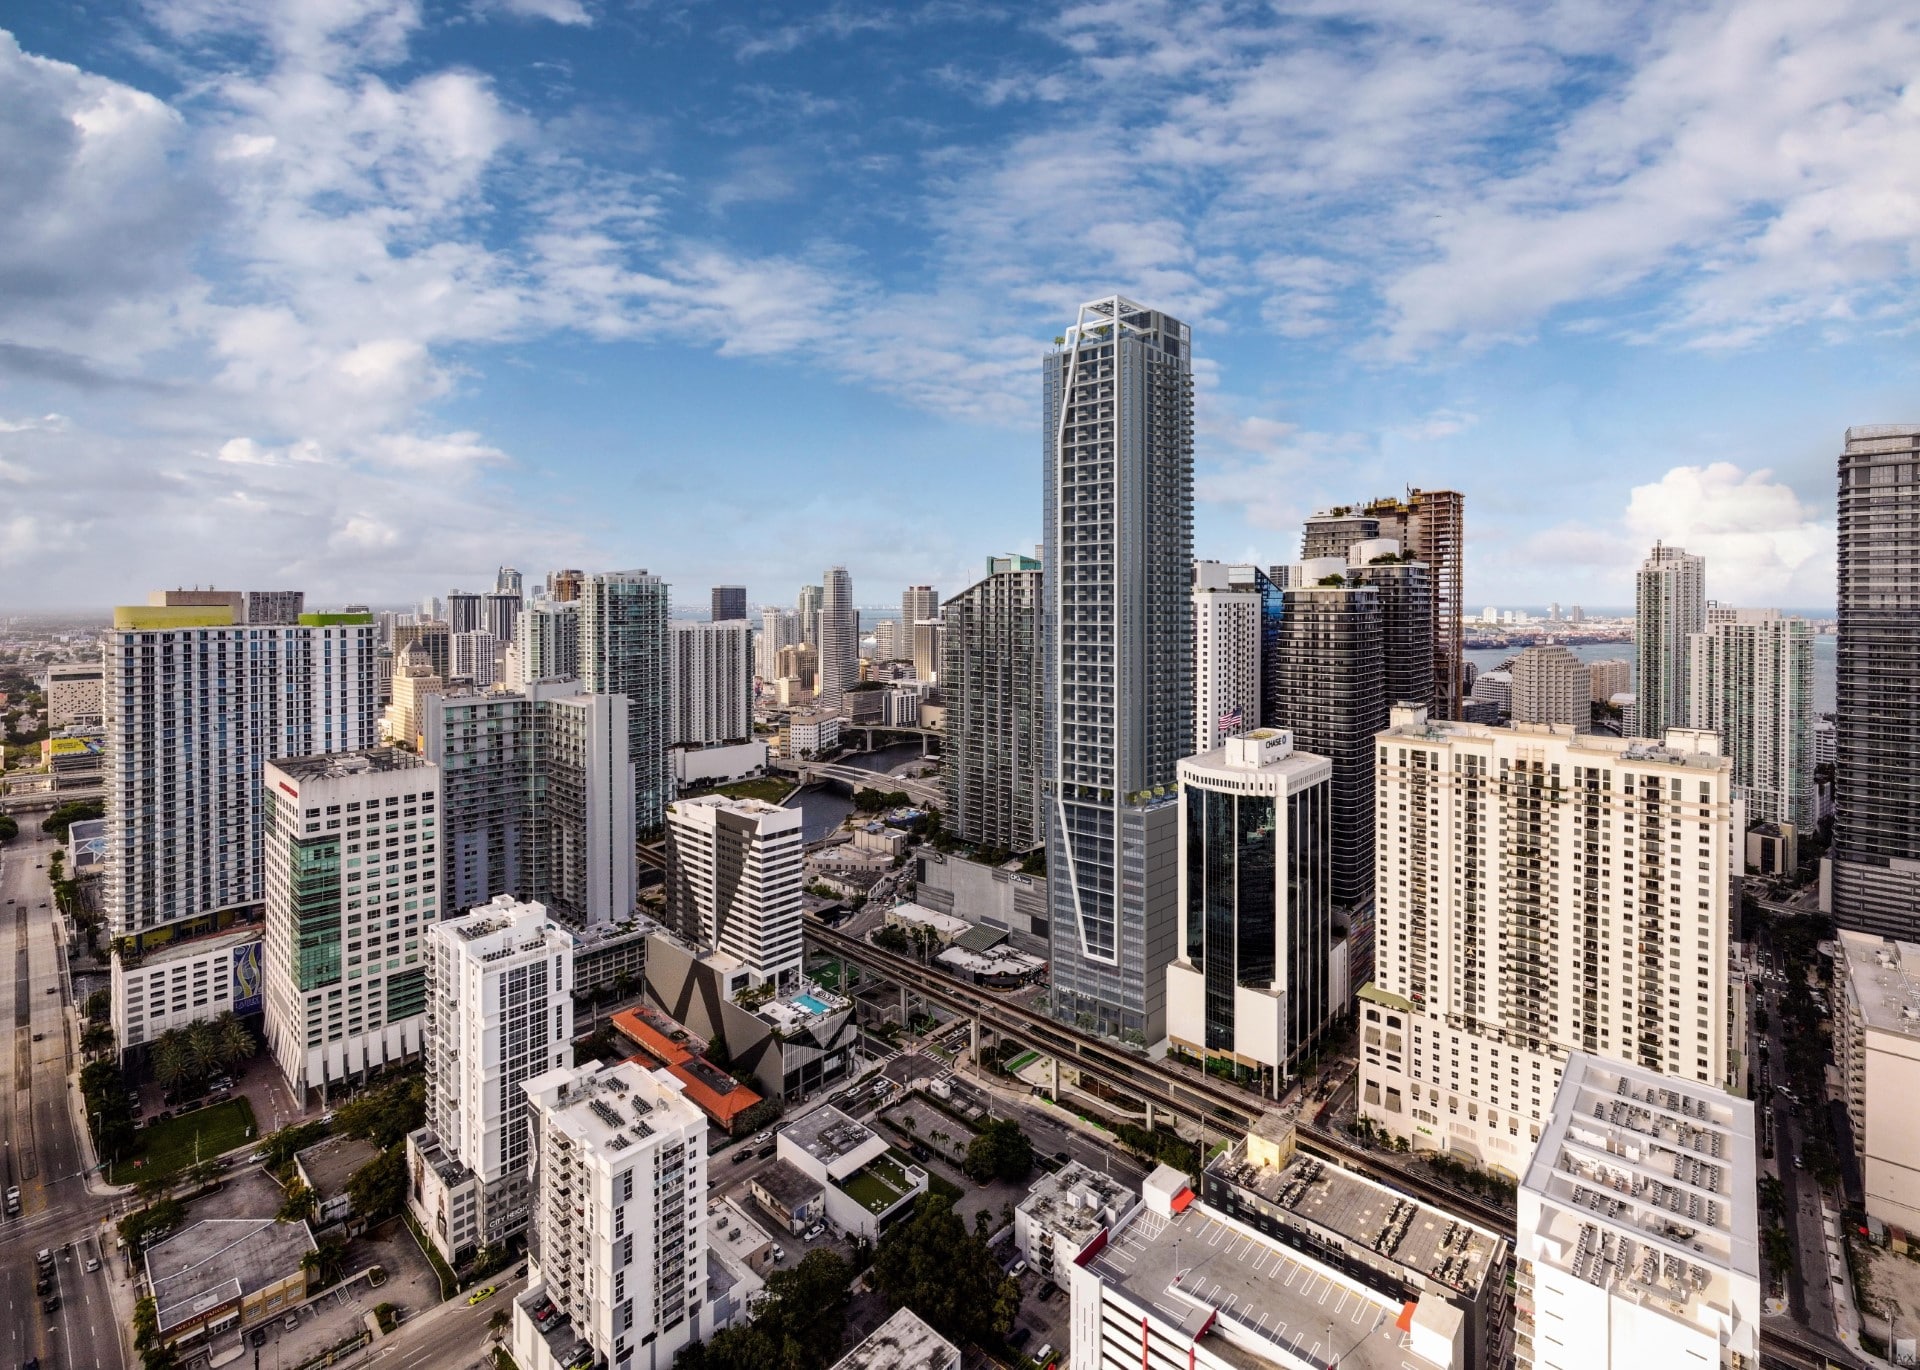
[1043,296,1194,1044]
[943,556,1044,852]
[1833,426,1920,936]
[580,569,670,836]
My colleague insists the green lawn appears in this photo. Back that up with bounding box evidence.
[840,1153,918,1214]
[111,1098,258,1184]
[711,777,797,804]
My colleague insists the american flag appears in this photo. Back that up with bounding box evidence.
[1218,706,1243,735]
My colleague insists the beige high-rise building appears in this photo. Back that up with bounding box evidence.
[1509,644,1591,733]
[1587,658,1631,704]
[1357,706,1735,1175]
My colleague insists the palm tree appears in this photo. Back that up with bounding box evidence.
[81,1022,114,1057]
[151,1032,192,1092]
[183,1019,220,1082]
[214,1013,254,1072]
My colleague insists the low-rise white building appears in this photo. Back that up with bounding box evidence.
[786,712,840,758]
[1515,1052,1757,1370]
[774,1105,926,1239]
[670,740,771,792]
[113,924,262,1053]
[1835,930,1920,1232]
[830,1307,959,1370]
[1013,1161,1140,1280]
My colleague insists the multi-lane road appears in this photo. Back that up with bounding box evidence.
[0,827,125,1370]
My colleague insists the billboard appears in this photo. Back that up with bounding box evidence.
[231,940,264,1016]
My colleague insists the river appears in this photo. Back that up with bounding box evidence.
[784,740,930,842]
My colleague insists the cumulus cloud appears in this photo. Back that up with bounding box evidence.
[1624,462,1834,603]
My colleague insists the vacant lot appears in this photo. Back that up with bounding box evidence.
[112,1098,258,1184]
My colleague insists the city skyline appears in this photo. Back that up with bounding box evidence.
[3,3,1902,610]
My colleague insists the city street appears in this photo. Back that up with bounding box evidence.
[0,826,126,1370]
[356,1271,527,1370]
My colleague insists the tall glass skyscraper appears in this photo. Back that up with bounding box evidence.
[580,569,671,837]
[818,565,858,710]
[1833,425,1920,937]
[1042,296,1194,1044]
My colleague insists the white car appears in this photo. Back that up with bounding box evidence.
[803,1223,825,1241]
[1009,1258,1028,1277]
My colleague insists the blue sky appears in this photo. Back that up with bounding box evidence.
[4,0,1917,613]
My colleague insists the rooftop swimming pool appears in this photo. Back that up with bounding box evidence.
[792,993,831,1014]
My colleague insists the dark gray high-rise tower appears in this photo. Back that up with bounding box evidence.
[580,570,671,837]
[1267,584,1385,911]
[1043,296,1194,1044]
[711,586,747,623]
[1833,425,1920,936]
[818,567,857,710]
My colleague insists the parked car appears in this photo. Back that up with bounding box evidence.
[1009,1328,1032,1349]
[752,1132,772,1145]
[467,1285,497,1306]
[5,1186,20,1213]
[803,1223,825,1241]
[731,1149,755,1165]
[250,1329,267,1349]
[40,1296,59,1315]
[83,1257,99,1274]
[1009,1258,1028,1277]
[283,1314,299,1331]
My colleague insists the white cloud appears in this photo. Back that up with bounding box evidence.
[487,0,592,25]
[1624,462,1833,604]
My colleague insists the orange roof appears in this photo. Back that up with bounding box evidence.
[611,1007,762,1129]
[1396,1301,1416,1333]
[611,1007,693,1066]
[1170,1186,1195,1214]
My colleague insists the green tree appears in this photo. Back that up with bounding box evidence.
[214,1012,255,1071]
[964,1118,1034,1184]
[303,1232,351,1287]
[871,1194,1017,1345]
[40,797,105,841]
[0,813,18,843]
[261,1120,329,1170]
[278,1180,318,1223]
[346,1145,408,1221]
[183,1019,220,1080]
[84,988,110,1021]
[150,1031,193,1092]
[82,1022,114,1056]
[675,1249,854,1370]
[333,1071,427,1148]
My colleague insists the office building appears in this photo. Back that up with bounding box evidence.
[1043,296,1194,1045]
[43,660,104,728]
[545,569,583,603]
[664,795,803,989]
[1191,560,1262,754]
[710,586,746,623]
[818,566,858,710]
[1834,931,1920,1231]
[497,567,523,596]
[1510,644,1592,732]
[1833,426,1920,936]
[1166,730,1332,1094]
[775,642,816,691]
[1634,543,1705,741]
[796,583,823,648]
[1070,1161,1476,1370]
[1467,669,1513,724]
[485,590,521,647]
[420,594,443,622]
[515,599,580,687]
[451,630,505,688]
[871,618,904,662]
[756,608,802,680]
[1357,707,1735,1174]
[667,621,752,747]
[901,585,938,632]
[1588,659,1631,704]
[1515,1053,1758,1370]
[942,554,1043,852]
[1348,544,1432,710]
[407,895,576,1264]
[383,641,444,748]
[581,570,671,836]
[514,1061,710,1370]
[104,598,377,1052]
[1363,490,1465,718]
[447,590,484,636]
[785,711,838,758]
[262,749,440,1099]
[421,681,636,926]
[1267,578,1384,910]
[392,619,451,679]
[1688,607,1814,830]
[910,617,944,686]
